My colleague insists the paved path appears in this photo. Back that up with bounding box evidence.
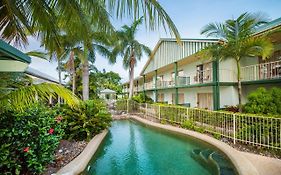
[241,152,281,175]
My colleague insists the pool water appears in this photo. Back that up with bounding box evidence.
[83,120,236,175]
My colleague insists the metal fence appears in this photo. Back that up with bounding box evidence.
[116,100,281,150]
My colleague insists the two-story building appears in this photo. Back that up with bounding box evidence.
[122,17,281,110]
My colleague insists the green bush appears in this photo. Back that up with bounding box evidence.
[132,93,153,103]
[0,104,64,174]
[181,120,195,130]
[58,99,112,141]
[244,87,281,115]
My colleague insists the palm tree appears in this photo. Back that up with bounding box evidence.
[201,12,273,112]
[1,0,180,101]
[113,17,151,99]
[0,82,80,112]
[0,0,180,47]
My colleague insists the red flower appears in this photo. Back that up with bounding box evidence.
[23,147,29,152]
[48,128,54,134]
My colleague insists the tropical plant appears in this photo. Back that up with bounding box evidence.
[0,73,32,99]
[58,99,112,141]
[1,0,180,102]
[244,87,281,115]
[0,0,180,46]
[0,83,80,112]
[0,104,65,174]
[132,93,153,103]
[200,12,273,112]
[112,17,151,99]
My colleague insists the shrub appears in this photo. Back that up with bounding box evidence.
[58,99,112,141]
[244,87,281,115]
[181,120,195,130]
[132,93,153,103]
[0,104,64,174]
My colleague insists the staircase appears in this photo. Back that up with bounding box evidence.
[191,149,236,175]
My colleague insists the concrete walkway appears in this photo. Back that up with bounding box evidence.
[241,152,281,175]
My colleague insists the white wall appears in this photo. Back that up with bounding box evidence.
[220,86,239,108]
[179,87,213,107]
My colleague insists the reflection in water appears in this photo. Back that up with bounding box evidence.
[85,120,216,175]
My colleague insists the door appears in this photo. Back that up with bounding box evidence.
[196,64,204,83]
[172,93,184,104]
[197,93,213,110]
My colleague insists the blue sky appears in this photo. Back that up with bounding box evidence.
[24,0,281,82]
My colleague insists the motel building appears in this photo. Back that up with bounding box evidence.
[121,17,281,110]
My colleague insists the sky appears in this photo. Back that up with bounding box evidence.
[23,0,281,83]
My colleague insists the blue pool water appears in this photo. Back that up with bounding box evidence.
[83,120,236,175]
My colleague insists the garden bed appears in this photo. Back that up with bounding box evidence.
[43,140,87,175]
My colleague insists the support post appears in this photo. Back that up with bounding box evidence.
[212,60,220,110]
[136,80,139,93]
[174,62,178,105]
[154,70,158,102]
[127,99,129,113]
[158,105,161,121]
[233,114,236,144]
[145,103,148,118]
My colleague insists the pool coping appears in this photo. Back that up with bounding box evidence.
[56,130,108,175]
[130,115,259,175]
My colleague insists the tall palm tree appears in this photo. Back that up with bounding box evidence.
[201,12,273,112]
[0,0,180,46]
[113,17,151,99]
[1,0,180,101]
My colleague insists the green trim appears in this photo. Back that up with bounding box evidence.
[0,40,31,64]
[154,70,158,102]
[174,62,178,105]
[212,60,220,110]
[241,78,281,85]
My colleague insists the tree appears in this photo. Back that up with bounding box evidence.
[113,17,151,99]
[201,12,273,112]
[0,0,180,47]
[1,0,180,101]
[0,73,80,112]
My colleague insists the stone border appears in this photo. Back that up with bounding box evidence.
[56,130,108,175]
[130,115,259,175]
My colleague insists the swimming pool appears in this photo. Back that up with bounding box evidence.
[83,120,236,175]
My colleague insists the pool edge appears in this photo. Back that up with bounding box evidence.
[130,115,259,175]
[56,130,108,175]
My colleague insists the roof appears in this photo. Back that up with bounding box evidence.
[140,38,218,75]
[100,89,116,93]
[25,67,60,84]
[254,17,281,35]
[0,39,31,64]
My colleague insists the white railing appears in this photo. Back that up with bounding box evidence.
[241,60,281,81]
[189,69,213,84]
[157,80,174,88]
[219,69,237,82]
[145,81,154,90]
[116,100,281,150]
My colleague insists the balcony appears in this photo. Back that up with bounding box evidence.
[145,81,154,90]
[157,80,174,88]
[241,60,281,81]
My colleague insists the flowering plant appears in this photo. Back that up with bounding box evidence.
[0,104,65,174]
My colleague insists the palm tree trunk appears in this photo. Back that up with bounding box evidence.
[129,65,134,99]
[128,52,135,99]
[72,70,76,94]
[58,59,62,104]
[70,51,76,94]
[236,59,242,113]
[82,58,89,101]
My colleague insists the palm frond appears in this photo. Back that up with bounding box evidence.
[25,50,49,60]
[0,83,81,111]
[108,0,181,42]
